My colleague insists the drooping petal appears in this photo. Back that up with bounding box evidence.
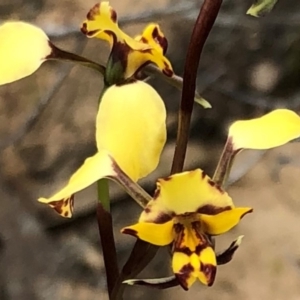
[81,2,148,50]
[172,252,197,290]
[140,169,233,222]
[197,247,217,286]
[216,235,244,265]
[172,220,216,288]
[0,21,51,85]
[201,207,253,235]
[229,109,300,151]
[96,80,166,182]
[121,221,174,246]
[38,150,117,218]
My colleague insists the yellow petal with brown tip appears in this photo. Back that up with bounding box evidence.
[201,207,253,235]
[121,221,174,246]
[140,169,233,222]
[81,1,147,50]
[38,150,117,218]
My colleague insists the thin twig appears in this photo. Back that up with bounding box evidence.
[171,0,223,174]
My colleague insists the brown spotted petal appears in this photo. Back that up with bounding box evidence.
[140,169,234,223]
[171,219,217,289]
[81,2,149,50]
[38,150,119,218]
[47,195,74,218]
[135,23,168,54]
[81,3,173,79]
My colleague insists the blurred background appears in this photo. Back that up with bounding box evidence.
[1,0,300,299]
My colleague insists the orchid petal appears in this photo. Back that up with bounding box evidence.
[201,208,253,235]
[81,2,173,78]
[96,81,166,182]
[172,252,197,290]
[81,2,147,50]
[140,169,233,222]
[38,150,117,218]
[229,109,300,151]
[0,21,51,85]
[121,221,174,246]
[125,23,173,78]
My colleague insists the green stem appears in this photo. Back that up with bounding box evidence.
[97,179,110,211]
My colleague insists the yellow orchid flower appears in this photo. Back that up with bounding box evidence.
[39,80,166,217]
[122,170,252,289]
[121,108,300,290]
[81,2,173,82]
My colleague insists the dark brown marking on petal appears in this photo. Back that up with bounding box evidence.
[86,3,100,20]
[86,30,100,37]
[110,7,117,23]
[175,247,193,256]
[173,222,184,235]
[200,263,216,287]
[201,170,206,179]
[140,37,148,44]
[162,175,172,181]
[80,23,88,35]
[48,200,64,215]
[64,212,68,217]
[162,63,173,77]
[241,208,253,219]
[208,179,224,193]
[144,207,151,213]
[155,213,173,224]
[153,187,161,200]
[122,228,138,237]
[173,223,185,252]
[152,26,168,54]
[175,263,194,291]
[197,204,231,215]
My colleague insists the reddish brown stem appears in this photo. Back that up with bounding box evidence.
[96,203,119,298]
[171,0,223,174]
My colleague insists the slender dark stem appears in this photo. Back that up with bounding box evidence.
[111,241,158,300]
[171,0,223,174]
[48,43,106,74]
[96,203,119,298]
[213,138,234,186]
